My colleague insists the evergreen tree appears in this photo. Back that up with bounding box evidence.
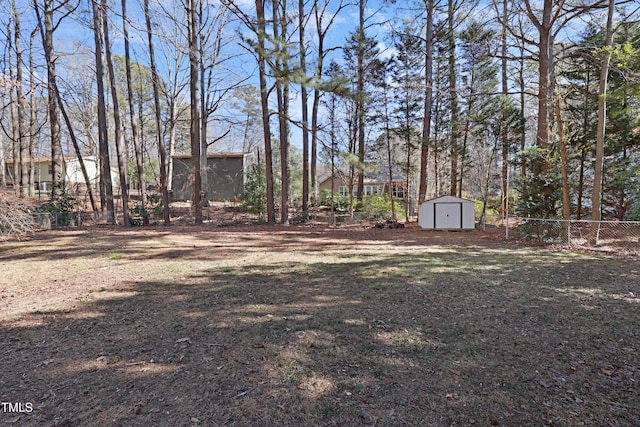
[392,22,424,220]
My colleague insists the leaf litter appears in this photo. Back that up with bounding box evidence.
[0,225,638,426]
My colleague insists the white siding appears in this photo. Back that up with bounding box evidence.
[418,196,475,230]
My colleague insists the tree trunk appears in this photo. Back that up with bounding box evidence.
[555,96,570,224]
[42,0,64,199]
[447,0,459,197]
[144,0,171,225]
[29,30,37,198]
[256,0,276,224]
[591,0,615,243]
[500,0,509,218]
[356,0,366,202]
[419,0,434,204]
[121,0,146,208]
[300,0,309,218]
[13,2,29,198]
[34,1,95,211]
[273,0,289,225]
[103,1,130,226]
[188,0,203,224]
[8,19,19,195]
[92,0,115,222]
[198,0,209,208]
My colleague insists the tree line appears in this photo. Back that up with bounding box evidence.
[1,0,639,226]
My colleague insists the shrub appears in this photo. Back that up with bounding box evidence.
[239,165,266,217]
[34,186,78,226]
[360,194,406,221]
[320,189,349,212]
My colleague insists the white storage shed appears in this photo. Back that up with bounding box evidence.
[419,196,476,230]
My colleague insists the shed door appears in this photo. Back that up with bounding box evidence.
[434,203,461,229]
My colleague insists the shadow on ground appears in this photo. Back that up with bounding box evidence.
[1,229,639,426]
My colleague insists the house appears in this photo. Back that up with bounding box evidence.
[318,174,406,199]
[171,152,253,201]
[3,156,119,194]
[418,195,476,230]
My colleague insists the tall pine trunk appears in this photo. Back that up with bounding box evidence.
[92,0,115,222]
[419,0,434,204]
[38,0,64,198]
[121,0,146,209]
[188,0,203,224]
[103,1,130,225]
[299,0,309,218]
[13,3,29,197]
[447,0,459,197]
[144,0,170,225]
[356,0,366,202]
[273,0,290,224]
[256,0,276,224]
[500,0,509,218]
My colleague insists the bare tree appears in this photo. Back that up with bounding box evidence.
[91,0,115,222]
[34,3,96,212]
[121,0,146,209]
[187,0,202,224]
[310,0,348,203]
[299,0,310,218]
[272,0,291,224]
[143,0,171,225]
[102,0,130,225]
[13,1,29,197]
[38,0,68,199]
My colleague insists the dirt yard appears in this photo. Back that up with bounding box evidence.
[1,225,638,426]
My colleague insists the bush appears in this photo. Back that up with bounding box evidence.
[130,194,163,225]
[34,186,78,226]
[627,201,640,221]
[360,194,405,221]
[239,165,266,217]
[320,189,349,212]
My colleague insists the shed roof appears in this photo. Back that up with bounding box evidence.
[421,195,475,204]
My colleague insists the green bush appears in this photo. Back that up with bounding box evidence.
[130,194,162,225]
[360,194,405,221]
[320,189,349,212]
[35,186,78,226]
[627,201,640,220]
[239,165,266,217]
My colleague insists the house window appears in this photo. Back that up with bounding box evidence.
[338,186,349,197]
[392,183,405,199]
[48,164,53,175]
[363,185,383,196]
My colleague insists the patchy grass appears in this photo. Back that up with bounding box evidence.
[0,226,638,426]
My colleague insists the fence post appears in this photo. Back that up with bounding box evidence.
[567,220,571,246]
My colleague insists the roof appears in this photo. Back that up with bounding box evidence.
[4,156,97,164]
[421,195,475,204]
[318,174,405,187]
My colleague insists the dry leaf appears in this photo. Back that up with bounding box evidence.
[600,368,613,376]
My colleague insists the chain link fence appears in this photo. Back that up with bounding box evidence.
[482,215,640,253]
[32,211,116,230]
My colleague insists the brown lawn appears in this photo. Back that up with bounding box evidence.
[1,226,638,426]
